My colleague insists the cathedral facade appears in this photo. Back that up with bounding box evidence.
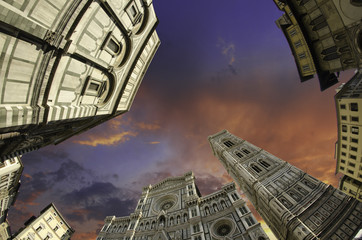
[0,0,160,160]
[97,172,268,240]
[208,130,362,240]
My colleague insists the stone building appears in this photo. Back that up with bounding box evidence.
[13,203,74,240]
[208,130,362,240]
[0,0,160,160]
[97,172,268,240]
[0,155,23,223]
[274,0,362,91]
[335,70,362,201]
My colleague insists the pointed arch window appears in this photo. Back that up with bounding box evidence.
[213,203,218,212]
[221,200,227,209]
[235,152,243,158]
[183,213,188,222]
[205,206,210,215]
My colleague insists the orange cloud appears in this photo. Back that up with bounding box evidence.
[74,131,137,147]
[149,141,160,144]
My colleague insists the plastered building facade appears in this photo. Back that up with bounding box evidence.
[0,0,160,160]
[97,172,268,240]
[13,203,74,240]
[274,0,362,91]
[335,70,362,201]
[209,130,362,240]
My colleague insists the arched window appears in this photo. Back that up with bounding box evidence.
[213,203,218,212]
[123,225,128,232]
[140,223,143,230]
[169,217,174,226]
[112,225,117,232]
[145,222,149,230]
[159,216,165,226]
[183,213,188,222]
[205,206,210,215]
[221,200,227,209]
[151,221,155,229]
[177,215,180,224]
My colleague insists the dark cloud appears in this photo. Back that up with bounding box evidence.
[21,146,69,165]
[62,182,138,222]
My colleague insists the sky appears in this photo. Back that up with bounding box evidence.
[7,1,356,239]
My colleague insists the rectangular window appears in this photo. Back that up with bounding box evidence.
[342,125,347,133]
[289,29,297,36]
[342,136,347,141]
[298,52,306,59]
[342,144,347,149]
[350,155,357,160]
[351,127,359,135]
[188,185,192,189]
[351,138,358,143]
[54,226,59,231]
[349,162,356,167]
[340,166,345,170]
[302,64,310,71]
[294,40,302,48]
[350,103,358,112]
[36,226,42,232]
[341,152,346,156]
[348,169,354,174]
[341,159,346,163]
[236,152,243,158]
[341,116,347,120]
[340,104,346,109]
[351,116,359,122]
[350,146,358,152]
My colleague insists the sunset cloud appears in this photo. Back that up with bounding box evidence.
[74,131,138,147]
[149,141,160,144]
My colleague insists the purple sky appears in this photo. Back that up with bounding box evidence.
[7,1,355,239]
